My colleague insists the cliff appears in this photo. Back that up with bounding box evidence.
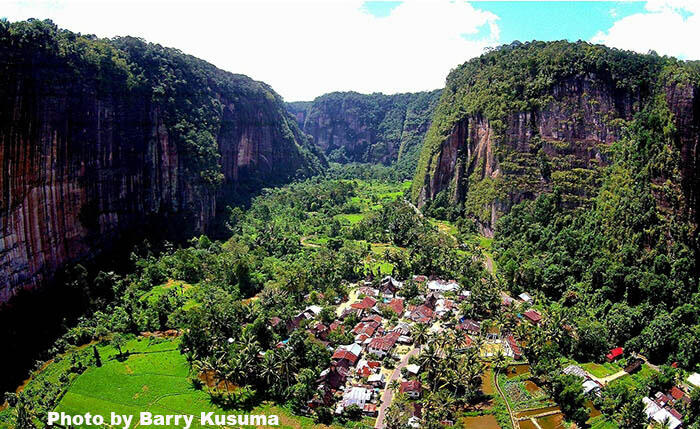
[287,90,440,176]
[0,20,325,302]
[413,41,699,235]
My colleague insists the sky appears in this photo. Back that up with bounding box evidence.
[2,1,699,101]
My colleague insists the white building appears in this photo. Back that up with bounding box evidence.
[427,279,459,293]
[642,397,682,429]
[688,372,700,389]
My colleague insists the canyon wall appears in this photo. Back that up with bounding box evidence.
[0,21,324,302]
[287,90,440,175]
[413,41,699,234]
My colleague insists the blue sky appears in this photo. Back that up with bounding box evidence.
[362,1,647,44]
[2,1,699,100]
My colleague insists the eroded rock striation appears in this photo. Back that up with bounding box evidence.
[0,21,325,302]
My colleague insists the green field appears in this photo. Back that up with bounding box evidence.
[53,338,369,429]
[607,363,655,390]
[581,362,621,378]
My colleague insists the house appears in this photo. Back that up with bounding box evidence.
[380,276,403,297]
[503,335,522,360]
[339,386,373,412]
[459,290,471,301]
[501,292,515,306]
[412,275,428,283]
[400,380,423,399]
[405,364,420,375]
[457,335,474,352]
[518,292,534,304]
[563,365,588,379]
[363,403,378,417]
[624,357,643,374]
[435,298,455,318]
[391,322,412,336]
[642,397,683,429]
[368,373,385,388]
[409,305,434,324]
[358,286,379,297]
[427,279,459,293]
[583,380,602,396]
[457,319,481,335]
[352,320,379,338]
[329,321,344,333]
[332,343,362,368]
[384,298,404,315]
[606,347,624,362]
[688,372,700,389]
[523,309,542,325]
[304,305,323,317]
[356,359,381,378]
[351,296,377,312]
[669,386,690,405]
[368,332,400,358]
[317,365,349,390]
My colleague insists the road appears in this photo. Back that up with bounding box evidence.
[374,347,421,429]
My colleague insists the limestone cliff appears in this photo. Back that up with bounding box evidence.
[287,90,440,175]
[0,20,325,302]
[413,41,699,235]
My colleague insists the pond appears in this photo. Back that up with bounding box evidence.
[523,380,543,394]
[505,363,531,378]
[537,413,565,429]
[462,414,500,429]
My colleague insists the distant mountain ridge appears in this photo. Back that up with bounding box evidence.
[287,90,441,177]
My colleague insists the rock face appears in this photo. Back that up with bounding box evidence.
[287,90,440,173]
[413,41,699,234]
[0,21,324,302]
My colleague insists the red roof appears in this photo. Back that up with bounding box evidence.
[363,315,382,324]
[369,332,400,351]
[523,309,542,323]
[332,349,359,365]
[506,334,522,358]
[669,386,685,400]
[606,347,624,360]
[386,298,404,315]
[351,296,377,310]
[400,380,422,394]
[411,305,434,323]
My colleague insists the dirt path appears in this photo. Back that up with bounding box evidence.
[300,236,321,248]
[494,369,519,429]
[375,347,421,429]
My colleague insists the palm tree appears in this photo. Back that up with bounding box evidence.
[493,350,508,373]
[260,351,280,389]
[277,347,298,388]
[412,323,429,347]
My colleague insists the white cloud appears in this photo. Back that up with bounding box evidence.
[592,0,700,60]
[2,0,499,100]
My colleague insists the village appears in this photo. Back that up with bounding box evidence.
[275,274,697,429]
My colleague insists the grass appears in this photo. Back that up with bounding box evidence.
[334,213,367,224]
[139,279,194,305]
[581,362,621,378]
[608,363,655,390]
[52,338,366,429]
[588,415,619,429]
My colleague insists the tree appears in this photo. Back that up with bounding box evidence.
[343,404,363,421]
[412,323,429,347]
[93,345,102,367]
[618,396,648,429]
[111,333,128,359]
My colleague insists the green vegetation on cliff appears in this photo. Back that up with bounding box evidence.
[412,41,696,225]
[288,90,440,178]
